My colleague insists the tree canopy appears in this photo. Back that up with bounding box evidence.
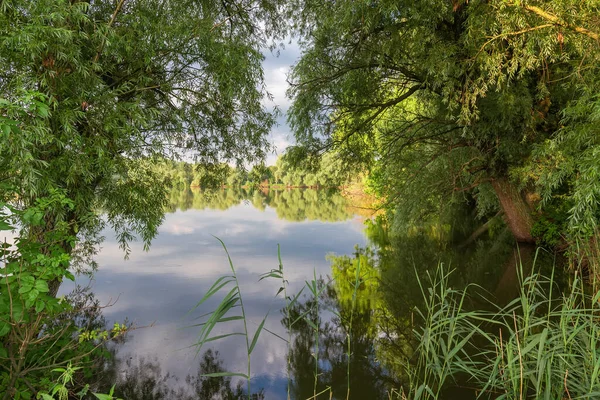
[0,0,284,252]
[287,0,600,249]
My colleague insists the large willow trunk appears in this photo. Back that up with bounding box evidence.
[491,177,535,243]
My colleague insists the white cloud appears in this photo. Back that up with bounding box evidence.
[261,38,301,165]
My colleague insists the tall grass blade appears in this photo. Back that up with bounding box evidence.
[249,313,269,354]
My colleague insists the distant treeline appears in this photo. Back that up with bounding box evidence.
[167,186,353,222]
[154,153,348,189]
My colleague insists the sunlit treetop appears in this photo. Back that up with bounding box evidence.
[286,0,600,241]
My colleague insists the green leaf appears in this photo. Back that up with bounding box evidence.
[216,315,244,323]
[76,384,90,397]
[33,100,49,117]
[27,289,39,303]
[0,220,13,230]
[304,318,318,331]
[18,285,32,294]
[201,372,249,379]
[203,332,245,343]
[93,394,113,400]
[189,275,234,313]
[249,313,269,354]
[35,280,49,293]
[35,300,45,313]
[288,287,305,307]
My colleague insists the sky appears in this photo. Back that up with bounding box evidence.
[261,40,302,165]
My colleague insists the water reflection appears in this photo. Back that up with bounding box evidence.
[362,204,566,398]
[61,189,565,399]
[60,188,367,399]
[167,187,353,222]
[285,249,393,399]
[98,350,264,399]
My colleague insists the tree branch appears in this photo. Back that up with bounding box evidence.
[523,5,599,41]
[93,0,127,63]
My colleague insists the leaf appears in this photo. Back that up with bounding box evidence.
[93,394,113,400]
[201,372,249,379]
[216,315,244,323]
[33,100,49,117]
[288,286,305,307]
[304,318,318,331]
[76,384,90,397]
[1,124,10,136]
[35,300,45,313]
[262,326,288,343]
[189,275,234,313]
[21,275,35,286]
[203,332,245,343]
[249,313,269,354]
[27,289,39,303]
[35,280,49,293]
[18,285,32,294]
[0,220,13,230]
[259,271,283,281]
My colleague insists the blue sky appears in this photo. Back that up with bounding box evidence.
[261,39,302,165]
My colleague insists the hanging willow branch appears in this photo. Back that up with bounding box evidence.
[93,0,127,63]
[523,5,599,41]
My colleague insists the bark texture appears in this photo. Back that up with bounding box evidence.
[491,177,535,243]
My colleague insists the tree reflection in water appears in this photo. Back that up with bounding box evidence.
[72,197,567,399]
[98,349,263,400]
[166,187,353,223]
[62,286,263,399]
[284,248,394,400]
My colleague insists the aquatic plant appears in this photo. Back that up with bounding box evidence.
[190,240,369,400]
[402,259,600,399]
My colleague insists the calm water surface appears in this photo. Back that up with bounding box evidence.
[60,188,371,399]
[58,188,561,399]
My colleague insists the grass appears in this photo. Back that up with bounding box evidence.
[189,239,366,400]
[400,256,600,399]
[190,242,600,399]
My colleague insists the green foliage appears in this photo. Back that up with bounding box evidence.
[0,0,285,255]
[0,2,286,396]
[328,246,379,312]
[167,187,353,222]
[286,0,600,254]
[401,264,600,399]
[531,200,571,248]
[154,150,349,189]
[0,191,128,399]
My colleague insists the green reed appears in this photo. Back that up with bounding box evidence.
[190,239,365,400]
[188,237,269,398]
[402,257,600,399]
[259,244,304,400]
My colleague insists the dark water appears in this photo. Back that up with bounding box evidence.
[59,188,562,399]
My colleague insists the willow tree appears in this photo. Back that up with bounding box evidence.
[287,0,600,246]
[0,0,284,279]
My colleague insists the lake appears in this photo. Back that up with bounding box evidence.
[58,187,563,400]
[59,188,379,399]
